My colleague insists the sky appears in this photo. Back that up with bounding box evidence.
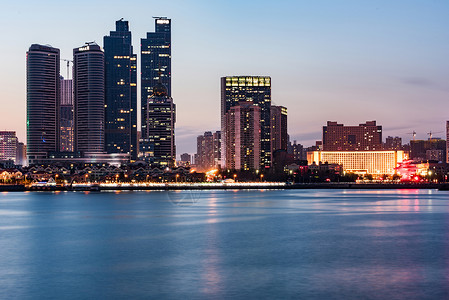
[0,0,448,157]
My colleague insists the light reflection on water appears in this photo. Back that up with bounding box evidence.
[0,189,449,299]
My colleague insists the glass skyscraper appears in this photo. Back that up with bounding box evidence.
[26,44,60,165]
[221,76,272,170]
[141,17,171,139]
[73,43,105,153]
[104,19,137,160]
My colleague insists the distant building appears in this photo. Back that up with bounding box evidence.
[104,19,137,160]
[73,43,105,153]
[426,149,444,162]
[178,153,191,167]
[16,142,27,166]
[224,102,261,171]
[26,44,60,165]
[323,121,382,151]
[447,121,449,163]
[288,140,305,161]
[196,131,221,171]
[0,131,18,162]
[60,76,73,152]
[410,139,446,162]
[141,17,171,140]
[308,150,405,175]
[384,136,402,150]
[271,105,288,158]
[221,76,271,169]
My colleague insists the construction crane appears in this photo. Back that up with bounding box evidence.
[427,131,443,142]
[61,59,73,79]
[406,131,416,141]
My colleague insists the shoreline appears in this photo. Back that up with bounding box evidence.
[2,182,449,192]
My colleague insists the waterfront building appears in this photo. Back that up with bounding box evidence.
[143,81,176,167]
[221,76,271,169]
[0,131,18,162]
[410,139,446,162]
[307,150,405,175]
[323,121,382,151]
[447,121,449,163]
[60,76,73,152]
[271,105,288,156]
[196,131,221,171]
[104,19,137,160]
[141,17,171,139]
[224,102,261,171]
[26,44,60,165]
[73,43,105,153]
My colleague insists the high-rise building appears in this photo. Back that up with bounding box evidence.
[322,121,382,151]
[16,142,27,166]
[221,76,271,169]
[26,44,60,165]
[224,102,261,171]
[410,139,446,162]
[60,76,73,152]
[271,105,288,156]
[196,131,221,171]
[144,81,176,167]
[384,136,402,150]
[104,19,137,160]
[73,43,105,153]
[446,121,449,163]
[141,17,171,139]
[0,131,18,162]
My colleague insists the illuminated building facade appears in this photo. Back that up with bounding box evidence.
[221,76,271,169]
[141,17,171,139]
[144,82,176,167]
[307,150,405,175]
[0,131,18,162]
[196,131,221,171]
[60,77,73,152]
[271,105,288,156]
[224,102,261,171]
[104,19,137,160]
[73,43,105,153]
[16,142,27,166]
[323,121,382,151]
[26,44,60,165]
[384,136,402,150]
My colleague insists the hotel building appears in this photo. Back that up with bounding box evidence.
[323,121,382,151]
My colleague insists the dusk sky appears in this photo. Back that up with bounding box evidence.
[1,0,448,157]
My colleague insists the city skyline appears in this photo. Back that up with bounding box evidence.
[1,0,449,156]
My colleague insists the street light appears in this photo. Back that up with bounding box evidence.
[233,174,237,182]
[260,174,264,182]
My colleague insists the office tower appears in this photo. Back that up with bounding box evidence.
[447,121,449,163]
[16,142,27,166]
[145,81,176,167]
[271,105,288,156]
[196,131,221,171]
[322,121,382,151]
[224,102,261,171]
[384,136,402,150]
[221,76,271,169]
[104,19,137,160]
[141,17,171,139]
[26,44,60,165]
[60,76,73,152]
[0,131,18,162]
[73,43,105,153]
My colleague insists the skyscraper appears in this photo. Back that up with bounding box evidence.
[60,76,73,152]
[224,102,261,171]
[26,44,60,165]
[0,131,18,162]
[221,76,271,170]
[104,19,137,160]
[271,105,288,156]
[73,43,105,153]
[145,81,176,167]
[196,131,221,171]
[446,121,449,163]
[141,17,171,139]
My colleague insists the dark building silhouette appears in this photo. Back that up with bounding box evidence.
[410,139,446,162]
[322,121,382,151]
[26,44,60,165]
[73,43,105,153]
[271,105,288,156]
[60,76,73,152]
[384,136,402,150]
[141,17,171,139]
[104,19,137,160]
[221,76,271,170]
[143,81,176,167]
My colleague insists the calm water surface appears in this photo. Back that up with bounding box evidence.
[0,189,448,299]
